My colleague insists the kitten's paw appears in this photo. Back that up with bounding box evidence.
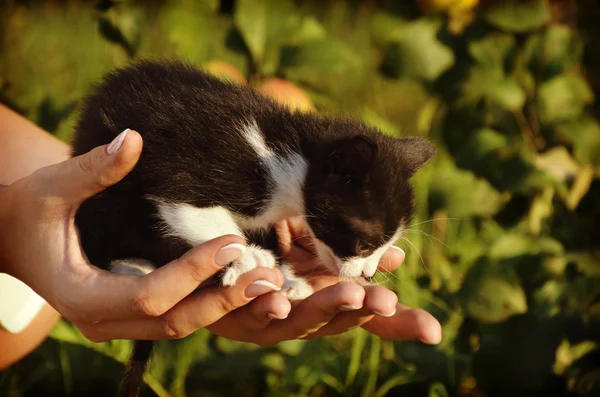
[109,258,157,276]
[221,246,277,286]
[282,277,314,301]
[279,264,314,300]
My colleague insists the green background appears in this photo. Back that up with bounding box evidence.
[1,0,599,396]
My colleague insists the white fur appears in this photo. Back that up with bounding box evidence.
[154,202,278,285]
[279,264,314,300]
[221,245,277,286]
[239,119,307,228]
[362,228,404,277]
[311,228,404,279]
[109,258,156,276]
[155,202,244,245]
[150,120,310,293]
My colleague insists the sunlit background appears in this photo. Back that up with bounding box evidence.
[1,0,600,396]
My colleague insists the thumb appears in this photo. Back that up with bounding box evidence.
[36,128,143,206]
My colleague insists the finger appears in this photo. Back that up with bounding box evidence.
[276,217,316,261]
[78,266,284,341]
[303,307,373,339]
[128,235,247,317]
[361,304,442,344]
[255,282,365,345]
[301,285,397,338]
[206,292,292,341]
[377,246,405,273]
[35,128,143,207]
[70,235,245,323]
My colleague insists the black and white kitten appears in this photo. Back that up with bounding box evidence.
[71,60,434,397]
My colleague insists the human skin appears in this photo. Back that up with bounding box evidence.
[0,103,441,368]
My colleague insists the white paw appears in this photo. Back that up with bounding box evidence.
[221,246,277,286]
[282,277,314,300]
[279,264,314,300]
[109,258,157,276]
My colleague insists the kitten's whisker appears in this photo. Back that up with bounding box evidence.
[406,217,464,228]
[403,229,450,250]
[399,236,430,274]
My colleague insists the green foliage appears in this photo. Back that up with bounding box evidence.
[1,0,599,396]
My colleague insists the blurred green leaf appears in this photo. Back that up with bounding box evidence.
[370,10,407,45]
[359,108,401,137]
[538,74,594,124]
[465,67,526,111]
[468,33,515,70]
[460,258,528,323]
[565,165,594,210]
[563,351,600,397]
[97,3,144,57]
[50,320,131,365]
[489,233,564,260]
[555,117,600,166]
[429,382,450,397]
[535,147,580,182]
[160,0,218,63]
[280,38,364,98]
[483,0,550,33]
[234,0,305,74]
[346,328,367,387]
[277,340,306,356]
[382,19,454,81]
[528,186,554,235]
[233,0,268,64]
[474,314,564,392]
[428,162,507,218]
[280,38,361,74]
[524,24,582,78]
[292,16,327,43]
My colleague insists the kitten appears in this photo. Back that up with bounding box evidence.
[72,60,434,397]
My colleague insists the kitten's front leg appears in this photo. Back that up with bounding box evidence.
[221,245,278,286]
[155,202,283,287]
[243,225,314,300]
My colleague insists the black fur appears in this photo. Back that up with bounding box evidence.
[71,60,434,397]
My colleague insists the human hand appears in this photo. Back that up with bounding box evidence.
[0,129,286,342]
[207,217,442,345]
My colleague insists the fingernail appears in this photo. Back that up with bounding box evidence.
[421,326,442,345]
[215,243,245,266]
[246,280,280,298]
[373,308,396,317]
[339,304,363,311]
[267,312,288,320]
[390,245,405,257]
[106,128,130,155]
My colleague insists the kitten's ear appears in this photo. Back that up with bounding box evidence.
[326,136,377,181]
[395,137,435,174]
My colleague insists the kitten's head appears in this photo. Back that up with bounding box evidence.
[303,120,434,279]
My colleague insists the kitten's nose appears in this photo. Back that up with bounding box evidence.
[362,266,376,278]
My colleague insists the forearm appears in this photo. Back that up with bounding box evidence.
[0,104,70,274]
[0,103,64,367]
[0,304,60,370]
[0,103,70,184]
